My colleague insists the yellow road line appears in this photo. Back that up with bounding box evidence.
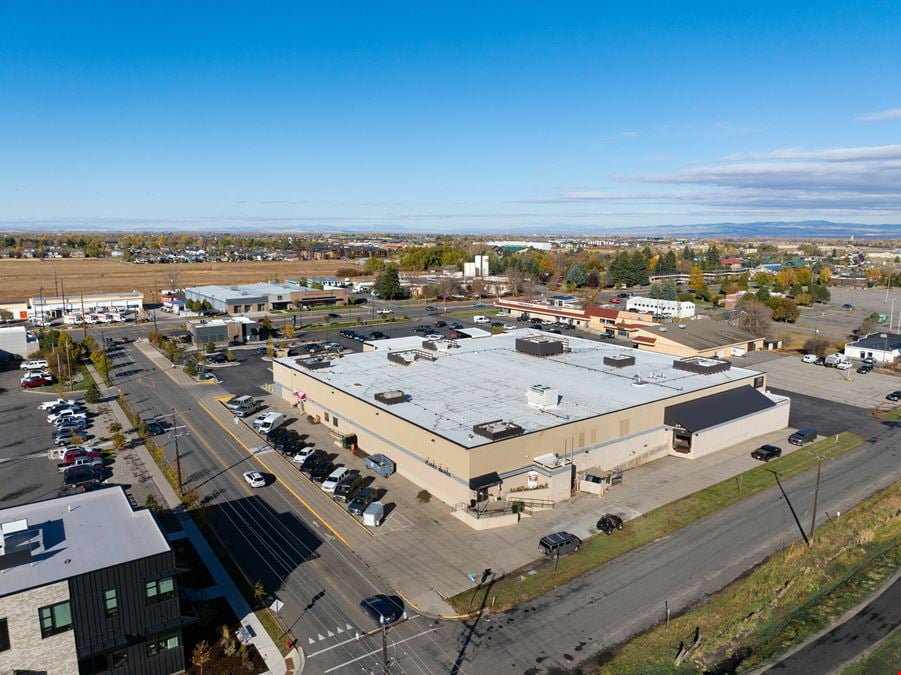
[197,399,352,548]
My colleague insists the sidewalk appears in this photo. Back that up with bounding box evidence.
[88,360,293,675]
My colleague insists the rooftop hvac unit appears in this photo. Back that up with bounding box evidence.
[527,384,560,408]
[374,390,406,405]
[604,354,635,368]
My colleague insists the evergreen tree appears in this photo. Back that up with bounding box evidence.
[628,251,650,286]
[564,263,588,287]
[681,245,694,261]
[705,244,721,269]
[660,250,678,274]
[374,266,404,299]
[659,280,678,300]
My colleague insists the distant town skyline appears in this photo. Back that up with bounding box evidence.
[2,2,900,231]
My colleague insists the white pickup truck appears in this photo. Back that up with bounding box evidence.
[47,408,88,424]
[39,398,79,411]
[58,456,103,472]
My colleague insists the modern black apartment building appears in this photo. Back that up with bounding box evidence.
[0,487,192,675]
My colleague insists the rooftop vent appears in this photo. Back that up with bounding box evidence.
[0,519,36,571]
[672,356,732,375]
[386,349,437,366]
[527,384,560,409]
[603,354,635,368]
[297,357,331,370]
[473,419,525,441]
[515,335,566,357]
[374,390,406,405]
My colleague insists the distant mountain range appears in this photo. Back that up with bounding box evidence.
[1,219,900,239]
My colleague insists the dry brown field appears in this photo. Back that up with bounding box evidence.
[0,258,364,302]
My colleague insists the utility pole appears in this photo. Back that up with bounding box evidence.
[380,617,390,675]
[809,457,822,546]
[38,286,45,327]
[173,408,183,494]
[81,293,88,340]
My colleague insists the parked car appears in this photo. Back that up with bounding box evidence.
[450,322,463,330]
[788,428,817,446]
[360,595,404,625]
[503,324,516,332]
[835,361,852,370]
[21,375,52,388]
[368,331,387,340]
[333,474,364,503]
[55,418,88,432]
[39,398,79,411]
[63,465,100,489]
[321,467,352,493]
[20,359,49,370]
[490,321,504,328]
[801,354,818,364]
[424,305,438,313]
[413,324,431,333]
[538,532,581,559]
[886,391,901,402]
[473,302,486,308]
[609,297,622,304]
[243,471,266,488]
[376,308,393,315]
[299,450,326,473]
[53,428,84,446]
[61,447,102,463]
[292,446,317,465]
[309,460,336,483]
[842,303,854,310]
[473,315,490,324]
[546,327,562,334]
[424,333,442,341]
[857,364,873,374]
[751,444,782,461]
[339,329,356,338]
[434,320,447,328]
[47,408,87,424]
[596,514,624,535]
[348,486,378,515]
[205,352,227,364]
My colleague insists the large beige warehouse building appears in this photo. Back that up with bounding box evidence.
[272,331,789,518]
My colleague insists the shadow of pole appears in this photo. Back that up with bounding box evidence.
[771,470,810,547]
[452,570,495,675]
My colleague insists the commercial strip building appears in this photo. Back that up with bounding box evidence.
[184,281,348,315]
[843,331,901,364]
[0,291,145,324]
[625,296,696,319]
[188,316,260,348]
[272,331,789,525]
[0,326,39,362]
[0,487,191,675]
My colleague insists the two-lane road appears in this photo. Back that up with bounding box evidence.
[106,342,458,673]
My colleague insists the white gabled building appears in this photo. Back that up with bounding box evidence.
[843,332,901,364]
[626,296,695,319]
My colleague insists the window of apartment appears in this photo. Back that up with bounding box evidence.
[145,577,175,604]
[332,416,339,427]
[0,618,10,652]
[38,601,73,638]
[323,412,330,422]
[146,633,180,657]
[110,648,128,669]
[104,588,119,618]
[754,375,765,388]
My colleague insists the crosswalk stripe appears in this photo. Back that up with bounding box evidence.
[336,626,344,634]
[308,637,316,645]
[317,633,325,641]
[346,623,353,631]
[327,630,335,637]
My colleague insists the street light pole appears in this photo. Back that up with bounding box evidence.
[380,617,389,675]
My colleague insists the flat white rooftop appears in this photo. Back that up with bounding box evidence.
[0,487,170,597]
[277,329,765,448]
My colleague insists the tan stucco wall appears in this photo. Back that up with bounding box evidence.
[276,360,771,506]
[0,581,78,675]
[687,398,790,459]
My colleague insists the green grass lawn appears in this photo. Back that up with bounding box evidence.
[449,432,863,613]
[878,406,901,421]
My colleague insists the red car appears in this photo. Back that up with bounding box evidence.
[62,448,102,464]
[609,297,622,304]
[21,376,52,388]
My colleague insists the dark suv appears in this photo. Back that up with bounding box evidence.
[348,486,377,515]
[538,532,581,559]
[310,459,336,483]
[298,449,326,473]
[333,474,364,503]
[788,428,817,446]
[751,444,782,461]
[596,514,624,535]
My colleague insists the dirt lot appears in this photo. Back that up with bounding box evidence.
[0,258,366,302]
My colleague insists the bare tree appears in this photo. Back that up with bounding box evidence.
[469,277,486,297]
[736,297,772,337]
[505,267,524,298]
[436,277,460,300]
[161,266,181,292]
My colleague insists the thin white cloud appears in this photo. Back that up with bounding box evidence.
[856,108,901,122]
[723,144,901,162]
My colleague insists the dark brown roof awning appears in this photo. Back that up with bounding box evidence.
[469,472,502,491]
[664,386,775,433]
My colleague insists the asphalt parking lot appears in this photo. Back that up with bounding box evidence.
[0,368,80,507]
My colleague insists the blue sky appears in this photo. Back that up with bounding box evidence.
[2,1,901,231]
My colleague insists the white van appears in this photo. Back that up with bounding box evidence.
[801,354,818,363]
[473,315,490,324]
[254,412,285,435]
[321,467,351,493]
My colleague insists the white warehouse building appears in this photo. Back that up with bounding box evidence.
[626,296,695,319]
